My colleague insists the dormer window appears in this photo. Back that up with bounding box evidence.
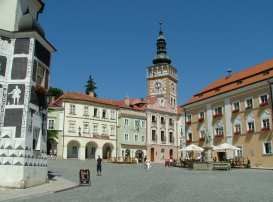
[260,94,269,107]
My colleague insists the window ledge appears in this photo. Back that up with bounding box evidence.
[262,153,273,156]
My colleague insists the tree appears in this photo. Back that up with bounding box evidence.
[48,87,63,98]
[85,75,97,97]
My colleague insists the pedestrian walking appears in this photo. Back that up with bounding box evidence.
[145,159,151,171]
[97,155,102,176]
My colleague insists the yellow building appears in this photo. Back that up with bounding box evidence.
[180,59,273,168]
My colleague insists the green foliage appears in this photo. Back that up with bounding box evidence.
[85,75,97,97]
[48,87,64,98]
[47,130,58,142]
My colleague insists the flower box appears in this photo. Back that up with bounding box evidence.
[198,118,204,123]
[213,114,222,118]
[260,102,269,107]
[186,121,192,125]
[261,127,270,132]
[233,132,241,136]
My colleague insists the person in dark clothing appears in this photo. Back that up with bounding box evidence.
[97,156,102,176]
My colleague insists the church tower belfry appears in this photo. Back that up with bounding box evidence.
[147,22,178,112]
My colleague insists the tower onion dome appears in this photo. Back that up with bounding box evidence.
[152,22,171,65]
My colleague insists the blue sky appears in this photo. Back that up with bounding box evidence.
[40,0,273,104]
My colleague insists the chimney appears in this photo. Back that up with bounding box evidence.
[226,68,232,78]
[88,91,95,97]
[124,96,130,106]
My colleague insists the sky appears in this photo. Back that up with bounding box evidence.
[40,0,273,104]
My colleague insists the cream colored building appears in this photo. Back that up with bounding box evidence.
[49,93,118,160]
[180,59,273,168]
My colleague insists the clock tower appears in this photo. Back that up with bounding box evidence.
[147,23,178,112]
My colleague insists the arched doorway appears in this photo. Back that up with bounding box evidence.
[135,150,144,163]
[150,148,155,162]
[102,143,113,159]
[85,142,97,159]
[169,149,173,159]
[67,140,80,159]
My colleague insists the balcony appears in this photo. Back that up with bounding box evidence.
[260,101,269,107]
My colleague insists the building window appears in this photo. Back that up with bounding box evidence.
[234,124,241,134]
[214,107,222,117]
[93,108,98,117]
[102,109,107,119]
[161,131,165,142]
[260,94,269,106]
[199,112,205,121]
[135,134,138,141]
[135,120,140,129]
[215,126,224,136]
[83,106,89,116]
[186,114,191,124]
[125,133,129,141]
[152,115,156,123]
[124,119,129,126]
[141,120,145,128]
[48,119,55,130]
[83,122,89,134]
[152,130,156,141]
[110,126,115,136]
[110,110,115,119]
[69,104,76,115]
[169,118,174,126]
[245,98,253,109]
[247,121,255,132]
[169,132,174,143]
[187,132,192,141]
[199,129,206,138]
[142,136,145,142]
[161,117,165,124]
[102,125,107,134]
[68,121,76,133]
[93,124,98,133]
[262,118,270,131]
[263,141,272,155]
[232,101,240,112]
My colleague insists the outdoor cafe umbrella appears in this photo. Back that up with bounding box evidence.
[213,143,240,152]
[179,144,204,152]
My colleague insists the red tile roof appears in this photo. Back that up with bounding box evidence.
[184,58,273,106]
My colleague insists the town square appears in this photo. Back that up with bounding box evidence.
[0,0,273,202]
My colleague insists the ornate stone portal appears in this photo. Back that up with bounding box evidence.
[0,0,55,188]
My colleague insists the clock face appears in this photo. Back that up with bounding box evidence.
[154,81,162,93]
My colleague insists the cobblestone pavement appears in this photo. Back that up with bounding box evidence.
[9,160,273,202]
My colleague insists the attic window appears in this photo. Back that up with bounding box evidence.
[237,80,243,85]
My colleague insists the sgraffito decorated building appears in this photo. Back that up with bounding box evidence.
[0,0,55,188]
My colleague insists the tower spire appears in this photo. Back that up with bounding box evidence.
[152,21,171,65]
